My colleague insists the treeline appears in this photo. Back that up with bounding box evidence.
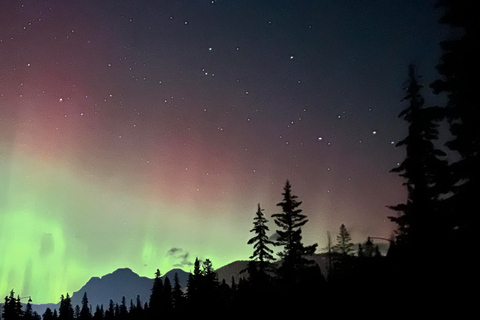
[3,181,387,319]
[2,0,477,317]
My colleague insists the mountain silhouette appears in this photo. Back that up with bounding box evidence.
[215,253,331,284]
[24,255,332,316]
[70,268,190,309]
[27,268,190,316]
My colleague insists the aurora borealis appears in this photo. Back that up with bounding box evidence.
[1,0,447,303]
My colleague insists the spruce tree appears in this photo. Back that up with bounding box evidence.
[43,308,54,320]
[80,293,91,320]
[389,64,447,255]
[201,259,219,298]
[149,269,164,318]
[333,224,354,255]
[246,203,275,286]
[93,306,104,320]
[119,296,128,319]
[172,273,185,312]
[272,180,318,286]
[162,277,173,315]
[105,300,115,320]
[186,258,201,304]
[58,294,74,320]
[3,290,22,320]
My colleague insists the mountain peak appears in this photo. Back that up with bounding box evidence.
[102,267,136,278]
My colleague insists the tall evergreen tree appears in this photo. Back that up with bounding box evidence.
[149,269,164,318]
[58,294,74,320]
[389,64,447,255]
[201,259,219,297]
[333,224,354,255]
[162,277,173,315]
[245,203,275,285]
[119,296,128,319]
[105,300,115,320]
[80,293,91,320]
[92,305,104,320]
[136,295,142,312]
[272,180,318,285]
[172,273,185,312]
[186,258,202,303]
[430,0,478,257]
[2,290,22,320]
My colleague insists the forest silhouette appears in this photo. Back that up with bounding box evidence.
[2,1,476,318]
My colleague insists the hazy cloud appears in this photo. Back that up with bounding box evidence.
[166,247,193,268]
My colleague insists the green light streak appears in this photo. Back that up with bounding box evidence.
[1,152,251,303]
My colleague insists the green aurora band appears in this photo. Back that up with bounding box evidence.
[0,151,253,304]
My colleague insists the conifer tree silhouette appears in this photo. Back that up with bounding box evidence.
[389,64,447,256]
[172,273,185,313]
[245,203,275,287]
[272,180,317,286]
[59,294,74,320]
[80,292,91,320]
[431,0,477,260]
[149,269,164,318]
[43,308,54,320]
[2,290,22,320]
[333,224,354,255]
[93,305,104,320]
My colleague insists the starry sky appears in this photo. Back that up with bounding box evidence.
[1,0,449,303]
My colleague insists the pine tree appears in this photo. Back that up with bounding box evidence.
[119,296,128,319]
[136,295,142,311]
[186,258,201,303]
[172,273,185,313]
[105,300,115,320]
[245,203,275,286]
[162,277,173,315]
[202,259,219,296]
[80,293,91,320]
[93,305,104,320]
[58,294,74,320]
[149,269,164,318]
[2,290,22,320]
[333,224,354,255]
[43,308,54,320]
[272,180,318,286]
[389,64,447,255]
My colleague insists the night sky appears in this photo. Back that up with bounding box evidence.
[1,0,448,303]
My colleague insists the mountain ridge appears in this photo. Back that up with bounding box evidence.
[19,254,332,316]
